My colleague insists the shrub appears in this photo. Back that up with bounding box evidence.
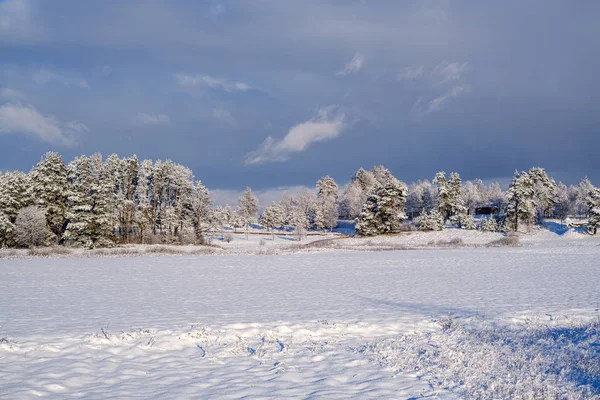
[14,206,49,248]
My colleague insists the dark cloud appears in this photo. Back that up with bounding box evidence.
[1,0,599,188]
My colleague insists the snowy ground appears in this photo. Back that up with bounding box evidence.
[1,232,600,398]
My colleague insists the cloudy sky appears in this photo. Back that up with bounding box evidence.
[1,0,599,197]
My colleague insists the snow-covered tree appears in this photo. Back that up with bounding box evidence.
[316,176,339,231]
[237,187,259,238]
[505,170,536,232]
[406,180,435,219]
[585,185,600,234]
[529,167,556,221]
[340,180,365,219]
[191,181,211,242]
[355,180,408,236]
[416,209,443,231]
[576,178,595,218]
[448,172,468,227]
[0,171,33,223]
[433,172,452,221]
[134,159,153,243]
[14,206,48,247]
[461,214,476,230]
[353,168,377,194]
[553,182,572,224]
[64,156,94,247]
[485,182,505,209]
[479,216,499,232]
[461,179,486,215]
[0,211,15,247]
[30,152,68,244]
[260,203,285,239]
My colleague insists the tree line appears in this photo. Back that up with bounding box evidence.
[1,152,599,248]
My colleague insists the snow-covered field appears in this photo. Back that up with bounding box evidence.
[1,232,600,398]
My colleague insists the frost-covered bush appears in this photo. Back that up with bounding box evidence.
[478,216,498,232]
[14,206,48,247]
[416,210,443,231]
[461,214,476,230]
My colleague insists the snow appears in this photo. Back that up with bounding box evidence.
[1,233,600,398]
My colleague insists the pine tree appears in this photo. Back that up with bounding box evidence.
[134,159,153,243]
[64,156,94,247]
[355,180,408,236]
[529,167,556,221]
[448,172,468,227]
[0,171,33,223]
[0,211,15,247]
[505,171,536,232]
[89,153,116,247]
[191,181,211,242]
[30,152,68,244]
[433,171,452,221]
[585,186,600,235]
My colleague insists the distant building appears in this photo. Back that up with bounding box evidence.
[475,206,498,215]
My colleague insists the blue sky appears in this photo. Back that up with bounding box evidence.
[1,0,599,198]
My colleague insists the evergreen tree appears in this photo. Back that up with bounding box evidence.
[0,171,33,223]
[134,159,153,243]
[448,172,468,227]
[31,152,68,244]
[433,171,452,221]
[64,156,94,247]
[585,186,600,235]
[191,181,211,242]
[355,180,408,236]
[0,211,15,247]
[505,171,536,232]
[529,167,556,221]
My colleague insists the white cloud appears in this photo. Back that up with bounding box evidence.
[398,65,424,80]
[134,112,170,125]
[428,85,469,112]
[436,61,469,83]
[211,185,312,208]
[245,106,345,165]
[212,108,235,125]
[33,68,89,89]
[0,88,24,100]
[175,73,252,92]
[0,103,87,146]
[336,53,365,76]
